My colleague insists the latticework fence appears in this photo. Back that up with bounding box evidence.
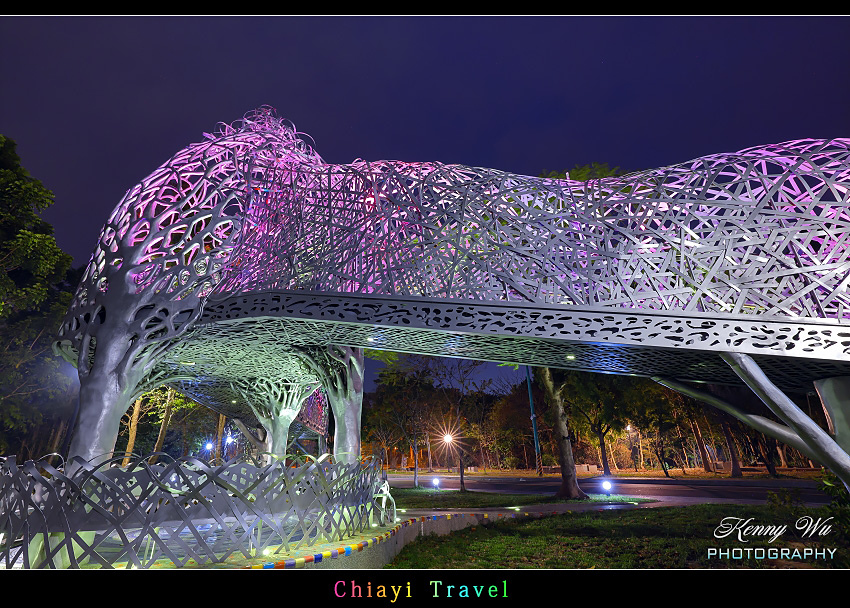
[0,452,392,569]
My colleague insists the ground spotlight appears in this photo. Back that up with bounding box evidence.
[601,480,613,493]
[432,477,440,488]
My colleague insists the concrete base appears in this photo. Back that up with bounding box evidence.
[309,514,483,570]
[241,511,543,570]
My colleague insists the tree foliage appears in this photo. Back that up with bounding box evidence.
[539,162,626,182]
[0,136,72,319]
[0,135,78,456]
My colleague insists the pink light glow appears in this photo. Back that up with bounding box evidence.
[69,108,850,323]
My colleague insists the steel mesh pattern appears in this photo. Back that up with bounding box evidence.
[295,388,329,437]
[186,293,850,393]
[51,107,850,413]
[217,124,850,320]
[0,453,387,569]
[58,107,850,372]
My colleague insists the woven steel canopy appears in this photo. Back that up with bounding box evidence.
[56,108,850,413]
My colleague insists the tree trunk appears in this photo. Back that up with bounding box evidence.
[637,429,644,469]
[761,435,779,477]
[655,434,672,478]
[215,413,226,464]
[719,418,743,478]
[29,423,42,460]
[50,419,66,456]
[539,367,587,499]
[596,428,611,476]
[427,435,433,472]
[480,442,487,474]
[45,426,57,459]
[690,416,712,472]
[149,388,175,464]
[608,438,620,471]
[179,413,191,457]
[413,434,419,488]
[121,399,143,467]
[776,442,788,467]
[458,444,467,492]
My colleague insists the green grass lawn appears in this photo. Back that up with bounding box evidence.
[385,503,848,569]
[391,487,654,510]
[389,467,825,481]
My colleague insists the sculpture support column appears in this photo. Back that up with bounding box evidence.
[330,390,363,465]
[296,346,364,465]
[268,410,298,459]
[721,353,850,491]
[69,368,128,466]
[655,355,850,492]
[231,379,318,463]
[813,377,850,458]
[66,322,146,471]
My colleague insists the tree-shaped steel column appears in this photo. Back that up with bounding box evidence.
[230,377,319,463]
[295,345,365,464]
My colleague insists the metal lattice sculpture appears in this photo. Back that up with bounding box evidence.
[49,107,850,490]
[219,137,850,319]
[1,453,388,569]
[295,388,329,438]
[57,110,850,375]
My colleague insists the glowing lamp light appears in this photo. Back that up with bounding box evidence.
[432,478,440,488]
[226,436,234,445]
[205,442,213,451]
[443,434,453,444]
[602,480,613,492]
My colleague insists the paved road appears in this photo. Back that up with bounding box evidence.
[386,473,830,505]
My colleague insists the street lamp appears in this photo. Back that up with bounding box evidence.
[443,434,454,472]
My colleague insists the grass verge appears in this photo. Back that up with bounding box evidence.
[391,487,654,510]
[385,503,848,569]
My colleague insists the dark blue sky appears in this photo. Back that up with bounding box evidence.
[3,15,849,390]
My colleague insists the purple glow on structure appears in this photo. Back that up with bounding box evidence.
[69,107,850,324]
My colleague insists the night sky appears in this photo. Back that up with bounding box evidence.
[3,15,850,390]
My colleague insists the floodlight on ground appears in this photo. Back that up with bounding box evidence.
[432,477,440,487]
[602,480,613,493]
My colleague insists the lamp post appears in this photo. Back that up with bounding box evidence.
[525,366,543,476]
[443,433,453,472]
[627,425,639,472]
